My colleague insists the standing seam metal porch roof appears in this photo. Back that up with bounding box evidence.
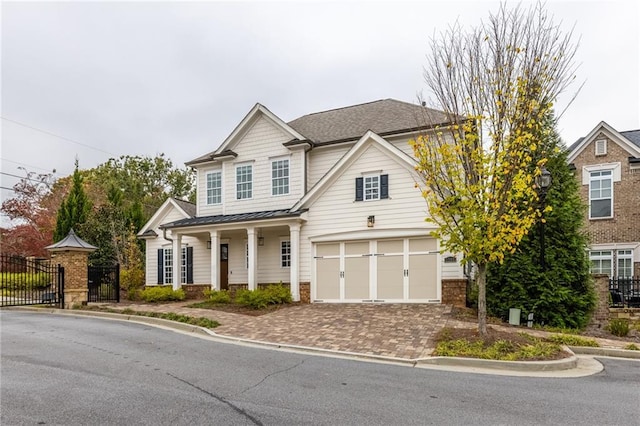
[160,209,305,229]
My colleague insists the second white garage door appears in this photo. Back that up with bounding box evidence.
[313,237,439,303]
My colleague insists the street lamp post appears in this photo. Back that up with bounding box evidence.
[535,166,552,269]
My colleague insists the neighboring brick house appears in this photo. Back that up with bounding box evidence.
[568,121,640,278]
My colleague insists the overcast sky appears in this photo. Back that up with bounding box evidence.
[2,0,639,211]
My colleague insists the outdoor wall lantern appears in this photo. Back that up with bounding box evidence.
[367,215,375,228]
[206,240,211,249]
[258,236,265,246]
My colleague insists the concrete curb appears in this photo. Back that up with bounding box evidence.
[569,346,640,360]
[6,307,639,370]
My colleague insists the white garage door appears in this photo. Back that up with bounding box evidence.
[313,237,439,303]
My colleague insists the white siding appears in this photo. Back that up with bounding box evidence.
[307,144,352,189]
[143,208,201,285]
[299,144,432,282]
[222,117,304,215]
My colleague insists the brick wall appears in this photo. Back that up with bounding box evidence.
[591,274,610,326]
[182,284,210,299]
[51,250,90,309]
[300,282,310,304]
[572,134,640,275]
[441,278,468,308]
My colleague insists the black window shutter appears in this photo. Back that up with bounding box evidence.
[380,174,389,199]
[186,246,194,284]
[157,249,164,284]
[355,177,363,201]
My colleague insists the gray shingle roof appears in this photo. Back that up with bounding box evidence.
[620,129,640,148]
[287,99,452,145]
[172,198,196,217]
[160,209,304,229]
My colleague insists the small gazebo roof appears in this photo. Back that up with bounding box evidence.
[46,229,97,252]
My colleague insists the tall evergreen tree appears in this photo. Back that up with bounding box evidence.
[54,159,91,241]
[486,115,595,329]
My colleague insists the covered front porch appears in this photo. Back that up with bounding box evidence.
[162,210,305,301]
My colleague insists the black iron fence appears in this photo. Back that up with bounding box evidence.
[0,254,64,308]
[88,264,120,303]
[609,277,640,308]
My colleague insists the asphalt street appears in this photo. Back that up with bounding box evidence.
[1,310,639,425]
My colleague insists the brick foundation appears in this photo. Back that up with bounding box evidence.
[181,284,211,300]
[441,278,468,308]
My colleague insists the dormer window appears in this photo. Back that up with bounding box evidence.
[595,139,607,156]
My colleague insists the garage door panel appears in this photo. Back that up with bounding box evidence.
[317,243,340,257]
[409,254,437,299]
[377,239,403,254]
[345,241,369,256]
[345,256,369,299]
[409,238,437,252]
[316,258,340,300]
[377,255,403,299]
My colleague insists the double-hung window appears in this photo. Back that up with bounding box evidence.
[159,247,189,284]
[281,240,291,268]
[589,250,613,276]
[355,174,389,201]
[617,250,633,278]
[272,159,289,196]
[589,170,612,219]
[236,164,253,200]
[206,171,222,205]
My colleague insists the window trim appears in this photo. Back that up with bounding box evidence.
[235,163,253,200]
[355,174,388,202]
[206,170,222,205]
[161,246,188,284]
[595,139,607,156]
[588,170,613,220]
[271,158,290,196]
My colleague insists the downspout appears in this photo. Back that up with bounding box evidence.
[163,228,173,243]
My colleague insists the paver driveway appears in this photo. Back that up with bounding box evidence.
[98,302,455,360]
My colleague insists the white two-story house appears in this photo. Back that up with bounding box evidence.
[138,99,467,303]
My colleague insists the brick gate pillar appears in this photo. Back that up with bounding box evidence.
[591,274,610,326]
[46,229,97,309]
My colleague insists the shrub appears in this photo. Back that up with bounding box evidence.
[624,343,639,351]
[235,288,270,309]
[263,283,292,304]
[235,284,292,309]
[120,267,145,292]
[607,319,630,337]
[140,286,185,302]
[203,289,232,304]
[547,334,599,347]
[0,272,51,290]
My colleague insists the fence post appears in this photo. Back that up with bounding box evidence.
[590,274,610,327]
[46,229,97,309]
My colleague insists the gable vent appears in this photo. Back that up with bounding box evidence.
[595,139,607,156]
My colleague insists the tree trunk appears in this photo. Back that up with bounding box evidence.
[476,262,488,336]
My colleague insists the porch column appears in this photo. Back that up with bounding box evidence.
[289,223,301,302]
[247,226,257,290]
[172,233,182,291]
[210,230,219,290]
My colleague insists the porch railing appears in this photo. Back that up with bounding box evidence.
[609,277,640,308]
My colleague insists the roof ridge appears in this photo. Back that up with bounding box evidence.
[288,99,390,122]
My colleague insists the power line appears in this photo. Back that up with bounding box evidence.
[0,171,51,183]
[1,186,16,192]
[1,116,116,156]
[0,157,56,173]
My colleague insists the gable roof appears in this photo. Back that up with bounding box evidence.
[137,197,196,237]
[287,99,452,145]
[292,130,417,210]
[567,121,640,163]
[186,103,305,166]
